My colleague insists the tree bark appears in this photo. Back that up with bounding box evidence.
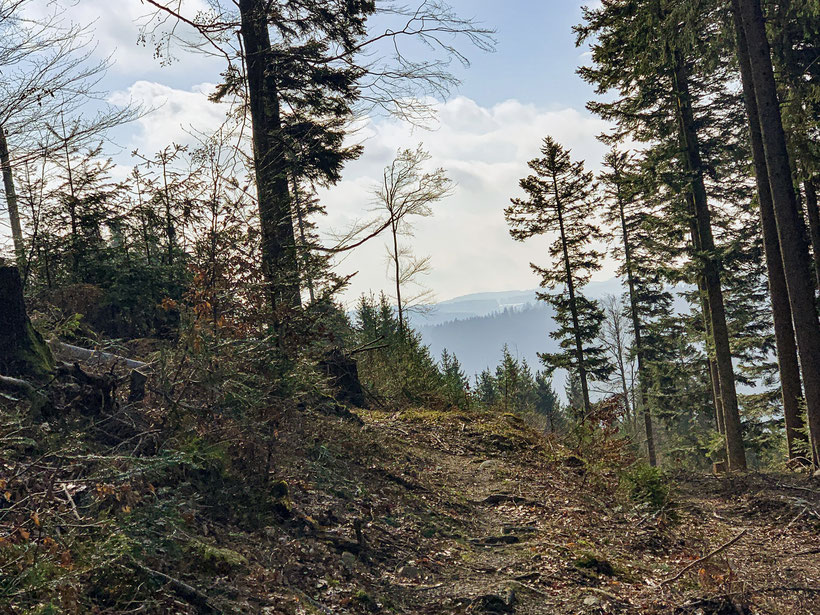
[708,356,725,437]
[698,276,726,441]
[616,182,656,465]
[672,58,747,471]
[391,218,405,337]
[0,266,54,380]
[291,174,316,304]
[238,0,302,322]
[735,0,820,467]
[731,0,806,460]
[552,175,591,415]
[0,125,25,269]
[804,179,820,290]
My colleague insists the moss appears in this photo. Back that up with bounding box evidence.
[353,589,376,608]
[187,540,248,573]
[574,552,615,577]
[0,267,54,380]
[271,480,289,499]
[22,321,55,379]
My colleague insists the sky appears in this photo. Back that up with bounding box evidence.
[14,0,615,307]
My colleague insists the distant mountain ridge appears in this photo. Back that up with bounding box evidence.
[408,278,627,379]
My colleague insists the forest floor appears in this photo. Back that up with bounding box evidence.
[2,392,819,614]
[250,405,820,615]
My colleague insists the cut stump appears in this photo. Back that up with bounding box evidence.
[0,266,54,380]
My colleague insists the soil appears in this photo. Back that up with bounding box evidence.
[3,398,818,614]
[228,406,820,614]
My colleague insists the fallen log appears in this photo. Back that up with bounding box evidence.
[128,557,222,615]
[50,342,150,404]
[50,341,149,370]
[0,373,37,398]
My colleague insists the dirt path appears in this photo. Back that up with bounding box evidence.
[244,406,820,614]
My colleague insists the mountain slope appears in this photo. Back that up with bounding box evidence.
[4,373,818,613]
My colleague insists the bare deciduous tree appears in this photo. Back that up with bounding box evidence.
[373,145,453,334]
[0,0,136,267]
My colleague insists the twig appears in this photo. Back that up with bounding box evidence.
[755,586,820,594]
[782,548,820,558]
[585,587,629,603]
[776,482,820,495]
[661,529,748,585]
[506,580,550,597]
[128,558,222,614]
[62,485,81,521]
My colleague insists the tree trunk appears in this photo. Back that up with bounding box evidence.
[238,0,302,322]
[553,176,591,415]
[161,161,176,266]
[735,0,820,467]
[391,219,404,336]
[291,174,316,304]
[708,355,726,437]
[699,272,726,439]
[0,125,25,269]
[616,184,657,465]
[804,179,820,291]
[672,59,747,471]
[0,266,54,380]
[731,0,806,460]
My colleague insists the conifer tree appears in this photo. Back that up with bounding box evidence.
[577,0,747,470]
[505,137,612,415]
[728,0,806,460]
[534,371,562,432]
[564,370,585,419]
[600,151,657,464]
[475,369,497,407]
[733,0,820,465]
[440,348,469,408]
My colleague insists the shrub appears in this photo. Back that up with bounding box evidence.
[620,463,670,511]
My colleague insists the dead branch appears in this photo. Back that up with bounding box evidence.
[128,557,222,615]
[0,373,37,398]
[662,529,749,585]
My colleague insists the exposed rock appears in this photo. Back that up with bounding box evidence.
[397,564,423,579]
[340,551,357,569]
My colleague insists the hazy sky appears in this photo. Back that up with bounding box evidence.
[16,0,615,307]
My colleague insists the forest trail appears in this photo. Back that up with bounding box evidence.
[251,405,820,614]
[3,392,819,613]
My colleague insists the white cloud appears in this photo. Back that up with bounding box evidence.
[108,80,229,153]
[318,96,615,306]
[23,0,224,81]
[103,83,616,306]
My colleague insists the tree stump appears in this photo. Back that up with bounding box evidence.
[318,349,367,408]
[0,266,54,379]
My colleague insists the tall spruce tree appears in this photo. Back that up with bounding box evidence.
[576,0,747,470]
[726,0,806,460]
[600,150,657,465]
[733,0,820,466]
[505,137,612,414]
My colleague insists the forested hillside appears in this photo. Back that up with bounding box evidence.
[0,0,819,613]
